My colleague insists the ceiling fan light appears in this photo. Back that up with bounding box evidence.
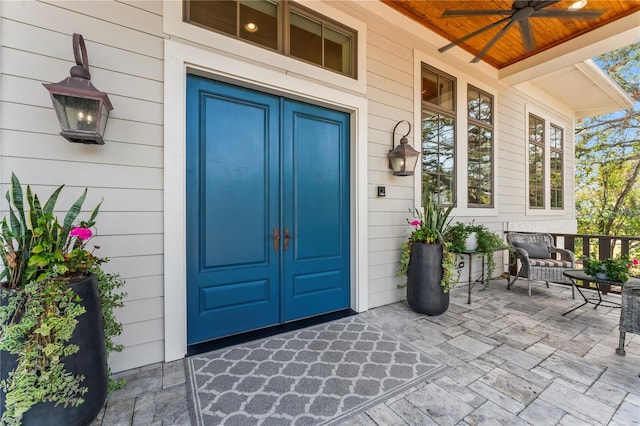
[569,0,588,10]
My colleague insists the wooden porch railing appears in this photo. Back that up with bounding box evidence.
[550,233,640,295]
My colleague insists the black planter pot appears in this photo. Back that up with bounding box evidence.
[0,274,108,425]
[407,243,449,316]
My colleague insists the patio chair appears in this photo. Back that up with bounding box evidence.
[506,232,576,297]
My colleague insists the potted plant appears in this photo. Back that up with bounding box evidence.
[398,196,458,316]
[445,222,508,285]
[582,255,639,283]
[0,173,126,426]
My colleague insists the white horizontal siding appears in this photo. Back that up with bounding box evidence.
[0,0,164,373]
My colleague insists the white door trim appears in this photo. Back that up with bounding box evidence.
[163,39,369,361]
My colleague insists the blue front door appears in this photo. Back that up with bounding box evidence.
[186,76,350,344]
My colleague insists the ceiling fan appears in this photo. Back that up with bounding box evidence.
[438,1,606,63]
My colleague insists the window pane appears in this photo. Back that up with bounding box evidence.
[551,151,563,208]
[529,144,544,208]
[422,109,455,205]
[550,125,563,150]
[324,26,352,75]
[468,125,493,206]
[290,11,322,66]
[467,87,480,120]
[439,76,454,111]
[239,0,278,50]
[187,0,236,36]
[422,70,438,104]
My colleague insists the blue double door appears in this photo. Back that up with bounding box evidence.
[186,76,351,344]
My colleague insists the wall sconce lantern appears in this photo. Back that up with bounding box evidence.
[43,33,113,145]
[388,120,420,176]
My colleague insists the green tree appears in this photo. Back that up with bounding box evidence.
[575,42,640,246]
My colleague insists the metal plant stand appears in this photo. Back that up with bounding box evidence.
[562,270,624,316]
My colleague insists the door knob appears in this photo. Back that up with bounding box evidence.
[284,227,296,251]
[273,227,280,252]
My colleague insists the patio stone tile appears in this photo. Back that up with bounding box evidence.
[624,392,640,406]
[464,400,528,425]
[470,355,502,373]
[443,325,467,337]
[538,354,603,386]
[598,367,640,394]
[447,334,494,358]
[404,382,475,425]
[539,382,615,425]
[558,413,599,426]
[163,360,187,389]
[464,331,502,348]
[339,412,378,425]
[586,379,628,408]
[440,341,484,363]
[365,403,406,426]
[537,334,592,357]
[525,342,556,359]
[609,400,640,426]
[99,397,135,426]
[467,380,525,414]
[518,398,565,426]
[503,301,547,316]
[460,320,501,336]
[488,344,543,370]
[493,361,552,390]
[434,375,486,408]
[493,324,544,347]
[110,363,164,401]
[443,363,487,386]
[477,368,543,406]
[461,308,504,324]
[423,311,466,328]
[132,383,190,426]
[388,397,438,425]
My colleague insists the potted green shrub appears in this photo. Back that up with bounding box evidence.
[445,222,508,285]
[0,173,126,426]
[398,196,458,316]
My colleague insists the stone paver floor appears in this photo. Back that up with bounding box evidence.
[92,278,640,425]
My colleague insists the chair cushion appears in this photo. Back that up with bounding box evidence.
[512,241,551,259]
[529,258,573,268]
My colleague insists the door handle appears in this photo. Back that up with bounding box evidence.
[284,227,296,251]
[273,227,280,252]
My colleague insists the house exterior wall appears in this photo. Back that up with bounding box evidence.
[0,0,577,372]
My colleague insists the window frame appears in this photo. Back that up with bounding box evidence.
[549,123,564,210]
[183,0,357,79]
[420,64,457,207]
[467,85,494,208]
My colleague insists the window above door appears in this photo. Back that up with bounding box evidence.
[184,0,357,78]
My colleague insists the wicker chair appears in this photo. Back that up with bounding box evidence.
[506,232,576,297]
[617,279,640,356]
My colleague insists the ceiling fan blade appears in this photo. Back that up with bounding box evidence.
[519,19,535,51]
[442,10,512,17]
[438,16,512,53]
[532,9,606,18]
[471,20,517,63]
[532,1,560,10]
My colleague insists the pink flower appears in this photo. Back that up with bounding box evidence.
[633,258,639,266]
[70,227,93,240]
[411,220,421,227]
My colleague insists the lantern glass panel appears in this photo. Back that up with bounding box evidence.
[52,94,100,132]
[99,105,110,136]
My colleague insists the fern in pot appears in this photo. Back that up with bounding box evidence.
[0,173,125,426]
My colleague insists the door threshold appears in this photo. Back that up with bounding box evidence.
[187,309,357,356]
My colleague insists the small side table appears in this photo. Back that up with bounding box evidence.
[457,249,507,304]
[562,270,623,316]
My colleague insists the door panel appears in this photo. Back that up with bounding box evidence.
[186,76,280,344]
[282,100,350,322]
[186,76,350,344]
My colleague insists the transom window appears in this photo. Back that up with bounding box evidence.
[421,65,456,205]
[528,114,545,209]
[467,86,494,207]
[184,0,356,78]
[550,124,564,209]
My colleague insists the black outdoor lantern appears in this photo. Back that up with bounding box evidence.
[43,33,113,145]
[388,120,420,176]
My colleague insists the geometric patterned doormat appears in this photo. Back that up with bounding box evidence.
[186,315,447,425]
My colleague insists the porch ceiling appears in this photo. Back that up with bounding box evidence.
[382,1,640,69]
